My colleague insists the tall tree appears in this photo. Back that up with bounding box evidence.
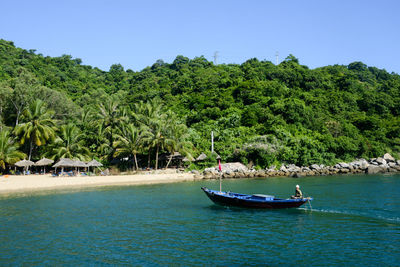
[164,114,193,168]
[96,99,127,161]
[10,69,37,126]
[46,123,90,160]
[14,99,56,160]
[0,130,26,171]
[114,123,148,170]
[133,98,164,169]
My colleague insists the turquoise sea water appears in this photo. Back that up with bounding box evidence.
[0,174,399,266]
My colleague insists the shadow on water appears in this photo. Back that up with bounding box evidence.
[205,204,311,215]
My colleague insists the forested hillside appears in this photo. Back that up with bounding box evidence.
[1,39,399,171]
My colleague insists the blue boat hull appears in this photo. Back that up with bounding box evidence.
[201,187,312,209]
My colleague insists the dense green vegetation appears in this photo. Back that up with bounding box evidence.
[0,39,399,172]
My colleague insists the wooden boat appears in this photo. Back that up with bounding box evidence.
[201,187,312,209]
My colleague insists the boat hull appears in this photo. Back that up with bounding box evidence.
[201,187,311,209]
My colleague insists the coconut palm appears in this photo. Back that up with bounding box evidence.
[0,130,26,171]
[132,98,165,169]
[97,99,127,161]
[114,123,148,170]
[46,123,90,161]
[164,120,193,169]
[14,99,56,160]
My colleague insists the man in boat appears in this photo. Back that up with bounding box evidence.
[291,185,303,199]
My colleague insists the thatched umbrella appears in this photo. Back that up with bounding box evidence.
[15,159,35,175]
[15,159,35,167]
[35,158,54,166]
[34,158,54,174]
[53,158,75,174]
[87,159,103,167]
[196,153,207,161]
[72,160,88,174]
[86,159,103,175]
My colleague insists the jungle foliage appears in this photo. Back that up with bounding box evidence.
[0,39,399,171]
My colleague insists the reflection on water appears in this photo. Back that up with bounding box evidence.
[0,174,399,265]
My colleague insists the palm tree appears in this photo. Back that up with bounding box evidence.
[14,99,56,160]
[0,129,26,171]
[46,124,90,161]
[114,123,147,170]
[164,112,193,168]
[97,99,127,161]
[133,98,164,169]
[147,116,166,170]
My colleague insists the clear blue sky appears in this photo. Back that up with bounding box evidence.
[1,0,399,73]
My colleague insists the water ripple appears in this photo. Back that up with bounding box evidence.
[0,175,399,266]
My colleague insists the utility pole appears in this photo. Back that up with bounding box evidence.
[213,51,219,65]
[211,131,214,153]
[275,51,279,65]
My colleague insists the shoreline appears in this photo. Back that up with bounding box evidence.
[0,172,199,196]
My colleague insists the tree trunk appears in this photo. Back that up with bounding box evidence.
[166,152,173,169]
[134,153,138,170]
[147,148,151,168]
[28,138,33,160]
[15,109,20,126]
[155,144,159,170]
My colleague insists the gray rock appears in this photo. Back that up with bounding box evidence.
[376,157,386,165]
[268,165,276,170]
[367,165,384,174]
[287,166,301,173]
[388,162,397,168]
[397,160,400,166]
[279,165,288,172]
[383,153,395,162]
[339,162,350,168]
[310,164,320,170]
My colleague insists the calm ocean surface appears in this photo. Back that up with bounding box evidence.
[0,174,399,266]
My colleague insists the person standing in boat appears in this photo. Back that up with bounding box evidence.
[292,185,303,199]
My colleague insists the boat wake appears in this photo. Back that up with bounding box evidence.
[298,207,400,224]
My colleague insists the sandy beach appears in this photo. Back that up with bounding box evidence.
[0,172,199,195]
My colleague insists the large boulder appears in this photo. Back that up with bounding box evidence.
[339,162,350,168]
[367,165,384,174]
[383,153,395,162]
[220,162,248,173]
[310,164,320,170]
[375,157,387,165]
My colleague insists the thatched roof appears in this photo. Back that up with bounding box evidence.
[73,160,87,167]
[196,153,207,161]
[35,158,54,166]
[53,158,75,168]
[86,159,103,167]
[15,159,35,167]
[53,158,89,168]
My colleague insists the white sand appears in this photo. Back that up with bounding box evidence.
[0,172,200,195]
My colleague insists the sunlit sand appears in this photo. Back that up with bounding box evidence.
[0,171,199,195]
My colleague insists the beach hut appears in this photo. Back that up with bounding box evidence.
[86,159,103,175]
[72,160,88,174]
[34,158,54,174]
[15,159,35,175]
[196,153,207,161]
[53,158,75,175]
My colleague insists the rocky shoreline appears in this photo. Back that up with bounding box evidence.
[197,153,400,179]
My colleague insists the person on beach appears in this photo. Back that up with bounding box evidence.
[292,185,303,199]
